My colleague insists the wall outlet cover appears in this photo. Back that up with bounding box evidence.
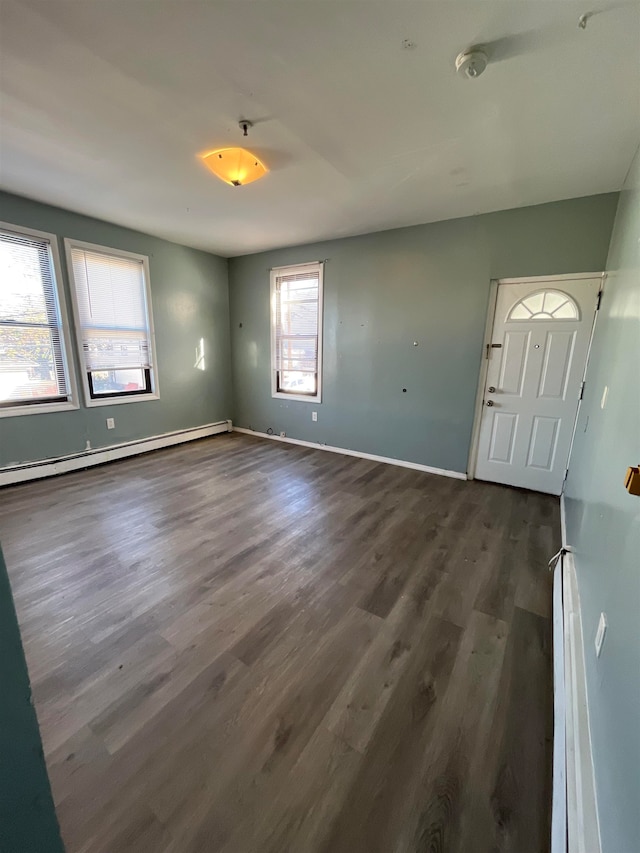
[600,385,609,409]
[595,612,607,657]
[312,411,318,422]
[106,418,115,429]
[279,431,286,437]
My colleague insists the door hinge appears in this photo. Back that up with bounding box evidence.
[579,381,586,400]
[596,290,603,310]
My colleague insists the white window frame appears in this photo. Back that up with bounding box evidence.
[0,221,79,418]
[270,262,323,403]
[64,238,160,408]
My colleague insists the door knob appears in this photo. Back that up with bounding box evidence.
[486,400,494,407]
[488,386,496,393]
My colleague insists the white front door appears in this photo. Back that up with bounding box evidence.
[475,276,601,495]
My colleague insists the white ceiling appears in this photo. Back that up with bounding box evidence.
[1,1,639,257]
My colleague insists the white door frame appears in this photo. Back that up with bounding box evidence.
[467,272,604,480]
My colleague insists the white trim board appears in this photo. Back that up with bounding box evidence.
[497,272,603,285]
[562,552,601,853]
[553,497,601,853]
[233,427,467,480]
[467,277,499,480]
[0,420,232,487]
[552,559,567,853]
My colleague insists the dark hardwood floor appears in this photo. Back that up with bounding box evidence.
[0,433,558,852]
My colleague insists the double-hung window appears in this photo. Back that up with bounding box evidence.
[0,224,76,416]
[65,240,158,405]
[271,262,323,401]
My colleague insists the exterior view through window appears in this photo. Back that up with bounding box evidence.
[66,241,156,402]
[271,262,323,400]
[0,226,71,409]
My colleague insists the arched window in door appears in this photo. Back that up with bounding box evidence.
[508,290,579,321]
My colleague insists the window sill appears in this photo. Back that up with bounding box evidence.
[85,393,160,408]
[272,392,321,403]
[0,400,79,419]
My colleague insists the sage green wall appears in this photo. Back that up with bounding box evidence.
[229,194,618,473]
[0,191,232,468]
[0,545,64,852]
[564,148,640,853]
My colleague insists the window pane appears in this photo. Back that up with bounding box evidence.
[508,290,579,321]
[90,368,146,395]
[525,292,545,314]
[272,264,322,399]
[509,304,531,320]
[279,371,316,394]
[553,302,578,319]
[1,228,70,406]
[542,291,569,314]
[0,325,61,401]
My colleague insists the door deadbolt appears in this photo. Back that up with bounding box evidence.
[488,386,496,393]
[486,400,494,407]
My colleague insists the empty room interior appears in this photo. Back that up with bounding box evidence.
[1,2,639,852]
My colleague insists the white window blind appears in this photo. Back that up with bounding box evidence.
[70,246,152,371]
[0,228,69,404]
[272,264,322,397]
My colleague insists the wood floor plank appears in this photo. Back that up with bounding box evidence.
[0,432,559,852]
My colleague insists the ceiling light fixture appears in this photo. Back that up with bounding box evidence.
[201,148,267,186]
[455,47,488,79]
[200,120,268,187]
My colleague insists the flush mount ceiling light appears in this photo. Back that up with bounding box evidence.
[455,47,488,79]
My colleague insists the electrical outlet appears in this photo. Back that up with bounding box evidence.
[106,417,115,429]
[312,411,318,422]
[279,431,286,437]
[595,612,607,657]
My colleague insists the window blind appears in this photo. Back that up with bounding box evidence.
[274,268,320,393]
[70,247,151,371]
[0,229,68,403]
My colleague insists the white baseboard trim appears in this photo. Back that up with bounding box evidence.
[233,427,467,480]
[553,551,601,853]
[0,419,232,487]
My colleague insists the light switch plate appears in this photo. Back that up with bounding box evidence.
[312,411,318,422]
[595,612,607,657]
[106,417,115,429]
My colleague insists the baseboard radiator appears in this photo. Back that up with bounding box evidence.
[552,551,601,853]
[0,420,232,487]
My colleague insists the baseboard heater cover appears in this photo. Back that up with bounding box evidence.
[552,546,602,853]
[0,420,232,487]
[233,427,467,480]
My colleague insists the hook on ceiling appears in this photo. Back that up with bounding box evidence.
[578,12,593,30]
